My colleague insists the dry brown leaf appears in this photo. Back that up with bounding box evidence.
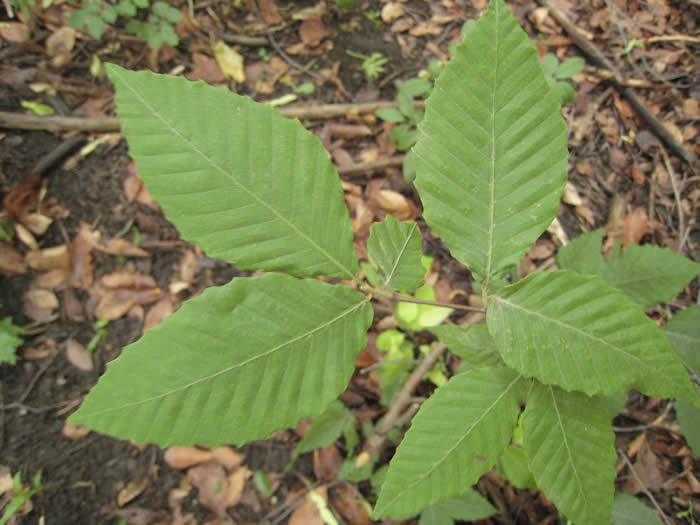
[179,250,198,283]
[96,239,149,257]
[682,98,699,119]
[622,208,649,247]
[187,463,229,518]
[409,21,442,36]
[23,289,58,322]
[62,421,91,440]
[330,483,372,525]
[212,447,245,470]
[34,268,65,289]
[95,289,163,320]
[313,444,342,482]
[144,298,174,331]
[0,241,27,274]
[102,272,157,290]
[0,467,13,495]
[46,27,76,57]
[528,239,556,260]
[381,2,404,23]
[22,213,52,236]
[26,245,70,272]
[562,182,582,206]
[3,173,41,221]
[70,225,95,289]
[117,479,149,507]
[327,123,372,139]
[164,446,214,469]
[65,339,93,371]
[375,189,412,220]
[186,53,226,84]
[289,486,328,525]
[0,22,30,42]
[14,223,38,250]
[257,0,283,24]
[299,18,328,47]
[391,17,413,33]
[225,466,251,507]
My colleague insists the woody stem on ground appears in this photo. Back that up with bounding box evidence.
[392,293,485,313]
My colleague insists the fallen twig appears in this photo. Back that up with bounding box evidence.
[356,342,448,467]
[617,448,671,525]
[0,101,422,133]
[537,0,697,169]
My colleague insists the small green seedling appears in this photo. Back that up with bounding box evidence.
[0,470,43,525]
[69,0,181,48]
[70,1,700,524]
[346,50,389,80]
[541,53,584,104]
[0,315,26,366]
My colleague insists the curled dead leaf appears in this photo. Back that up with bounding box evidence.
[381,3,404,23]
[0,22,30,43]
[164,446,214,469]
[62,421,91,440]
[102,272,157,290]
[26,245,70,271]
[144,298,173,331]
[0,241,27,274]
[375,189,412,220]
[117,479,149,507]
[65,339,93,371]
[23,289,58,322]
[211,447,245,470]
[213,41,245,83]
[299,18,328,47]
[622,208,649,247]
[187,463,229,518]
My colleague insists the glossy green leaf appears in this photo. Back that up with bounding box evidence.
[367,216,424,292]
[523,382,616,525]
[488,270,696,400]
[556,229,700,308]
[418,489,497,525]
[107,64,359,280]
[374,367,524,519]
[70,274,373,446]
[611,493,663,525]
[413,0,567,289]
[376,108,406,123]
[662,306,700,373]
[430,324,502,370]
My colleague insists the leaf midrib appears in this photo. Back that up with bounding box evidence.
[113,67,358,281]
[384,222,419,288]
[77,296,371,417]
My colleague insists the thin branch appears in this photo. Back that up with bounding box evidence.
[356,343,447,467]
[393,293,486,313]
[537,0,698,169]
[617,448,671,525]
[659,144,686,251]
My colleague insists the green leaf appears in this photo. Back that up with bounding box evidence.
[86,15,104,38]
[418,489,497,525]
[499,444,537,489]
[540,53,559,76]
[293,400,354,458]
[523,382,616,525]
[555,81,575,105]
[69,274,372,446]
[106,64,359,280]
[367,217,424,292]
[389,124,417,151]
[611,493,663,525]
[554,56,584,79]
[662,306,700,373]
[557,229,700,308]
[376,329,414,405]
[395,283,452,332]
[413,0,567,289]
[675,398,700,454]
[101,5,118,23]
[0,317,25,366]
[487,270,696,400]
[374,367,524,519]
[430,324,502,370]
[399,78,432,98]
[402,148,416,183]
[20,100,54,116]
[376,108,406,123]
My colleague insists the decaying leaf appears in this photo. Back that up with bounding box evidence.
[117,479,149,507]
[213,41,245,83]
[65,339,93,371]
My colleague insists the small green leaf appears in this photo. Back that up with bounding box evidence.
[376,108,406,123]
[295,82,315,95]
[556,229,700,309]
[430,324,502,370]
[399,78,432,98]
[663,306,700,373]
[101,5,118,23]
[374,367,524,519]
[20,100,54,116]
[390,124,417,151]
[397,91,415,119]
[611,493,663,525]
[418,489,497,525]
[554,57,584,79]
[0,317,25,365]
[396,283,451,332]
[675,397,700,454]
[488,270,696,400]
[367,216,424,292]
[402,149,416,183]
[523,382,616,525]
[540,53,559,75]
[499,444,537,489]
[86,15,104,38]
[555,81,575,104]
[293,400,354,458]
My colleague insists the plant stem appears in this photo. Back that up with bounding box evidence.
[392,293,485,313]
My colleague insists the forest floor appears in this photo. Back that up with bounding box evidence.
[0,0,698,523]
